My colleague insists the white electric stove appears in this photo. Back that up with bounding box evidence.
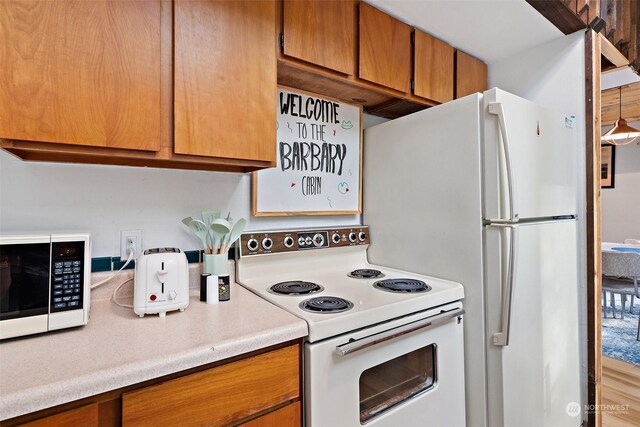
[236,226,467,427]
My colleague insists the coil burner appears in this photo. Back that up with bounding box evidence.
[270,281,324,295]
[373,278,431,293]
[348,269,384,279]
[299,296,354,313]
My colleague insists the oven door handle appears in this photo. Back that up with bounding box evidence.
[335,308,465,357]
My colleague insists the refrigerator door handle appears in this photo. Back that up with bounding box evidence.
[489,223,519,347]
[488,102,518,222]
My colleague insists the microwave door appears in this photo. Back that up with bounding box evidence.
[0,241,51,338]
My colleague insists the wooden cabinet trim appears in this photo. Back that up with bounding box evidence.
[277,58,437,120]
[0,139,275,173]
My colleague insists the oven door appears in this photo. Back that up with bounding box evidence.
[304,302,465,427]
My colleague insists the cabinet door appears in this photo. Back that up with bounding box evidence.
[174,0,276,162]
[122,345,299,426]
[240,402,301,427]
[359,3,411,93]
[456,50,487,98]
[0,1,161,151]
[21,404,98,427]
[283,0,356,75]
[414,30,454,103]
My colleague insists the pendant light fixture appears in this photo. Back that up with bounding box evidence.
[601,86,640,145]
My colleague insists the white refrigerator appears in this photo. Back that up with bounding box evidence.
[363,88,581,427]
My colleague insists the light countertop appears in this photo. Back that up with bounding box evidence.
[0,264,308,421]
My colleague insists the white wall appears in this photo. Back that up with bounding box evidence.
[601,124,640,242]
[601,66,640,90]
[0,114,386,257]
[489,30,588,419]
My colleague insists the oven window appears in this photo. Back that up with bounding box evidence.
[0,243,50,320]
[359,344,437,424]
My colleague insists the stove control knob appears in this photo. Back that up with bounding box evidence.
[313,233,325,247]
[283,236,294,248]
[247,238,259,252]
[262,237,273,250]
[305,236,313,246]
[348,232,357,243]
[331,233,341,244]
[358,231,366,242]
[298,236,306,247]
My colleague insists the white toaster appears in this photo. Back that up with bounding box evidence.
[134,248,189,318]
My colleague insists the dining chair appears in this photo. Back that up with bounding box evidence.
[601,251,640,324]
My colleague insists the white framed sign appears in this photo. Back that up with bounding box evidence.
[252,87,362,216]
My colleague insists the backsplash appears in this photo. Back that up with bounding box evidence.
[90,249,233,272]
[0,151,359,257]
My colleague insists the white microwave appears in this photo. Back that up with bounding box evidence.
[0,234,91,340]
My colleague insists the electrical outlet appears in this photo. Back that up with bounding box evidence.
[120,230,143,261]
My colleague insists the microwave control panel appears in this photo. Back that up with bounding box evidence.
[50,241,85,312]
[239,226,370,256]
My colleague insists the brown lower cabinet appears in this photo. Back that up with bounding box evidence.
[20,404,99,427]
[6,343,301,427]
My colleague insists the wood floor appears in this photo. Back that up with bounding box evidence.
[602,356,640,427]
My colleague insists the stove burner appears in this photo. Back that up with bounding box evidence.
[373,278,431,293]
[300,296,354,313]
[270,281,324,295]
[348,269,384,279]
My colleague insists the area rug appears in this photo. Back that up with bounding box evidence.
[602,297,640,366]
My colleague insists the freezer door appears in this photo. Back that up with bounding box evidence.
[484,220,581,427]
[483,88,577,221]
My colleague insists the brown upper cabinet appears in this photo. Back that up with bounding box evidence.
[282,0,357,75]
[0,0,161,152]
[414,30,454,103]
[0,0,277,172]
[174,0,276,163]
[359,3,412,93]
[456,50,488,98]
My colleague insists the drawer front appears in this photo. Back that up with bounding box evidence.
[240,402,301,427]
[122,345,299,426]
[21,404,98,427]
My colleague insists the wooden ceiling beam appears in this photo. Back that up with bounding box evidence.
[528,0,638,74]
[599,33,631,68]
[525,0,587,34]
